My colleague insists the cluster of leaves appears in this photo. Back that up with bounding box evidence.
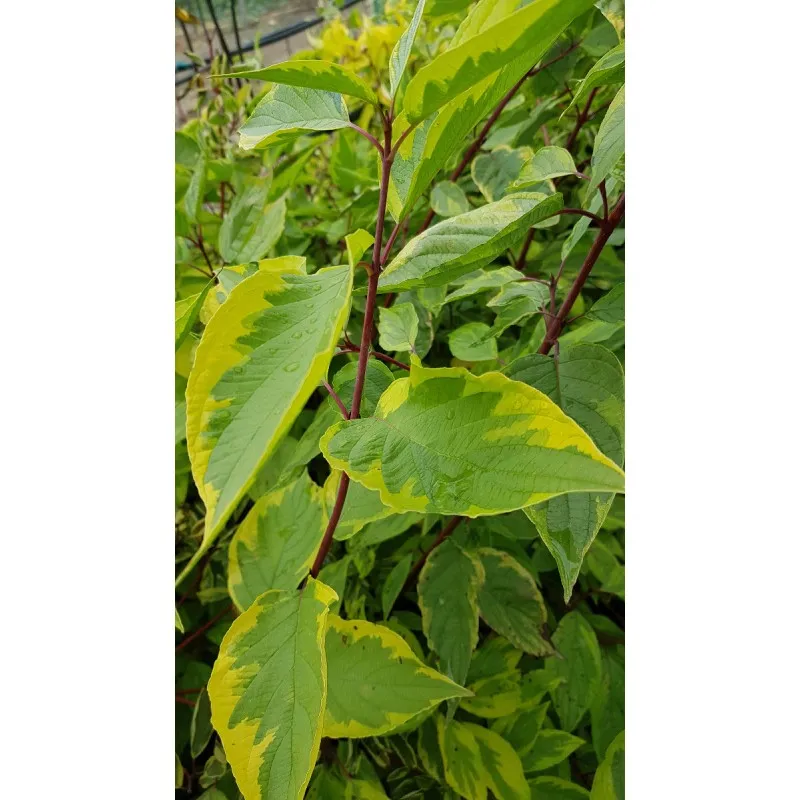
[175,0,625,798]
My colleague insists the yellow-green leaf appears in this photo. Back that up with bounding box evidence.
[437,717,487,800]
[562,44,624,117]
[345,229,375,269]
[512,146,577,187]
[239,84,350,150]
[402,0,595,123]
[522,729,584,772]
[587,84,624,197]
[431,181,471,217]
[320,361,625,517]
[529,776,589,799]
[323,615,471,738]
[378,302,419,352]
[449,322,499,362]
[222,60,379,106]
[472,145,532,202]
[507,344,624,601]
[466,723,530,800]
[389,0,427,98]
[181,263,352,584]
[476,548,552,656]
[208,579,337,800]
[378,193,562,293]
[325,470,400,541]
[590,730,624,800]
[218,184,287,264]
[419,538,485,687]
[227,471,327,611]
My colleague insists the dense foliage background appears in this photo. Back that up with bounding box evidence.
[175,1,625,797]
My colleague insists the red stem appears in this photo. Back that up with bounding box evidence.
[175,604,235,653]
[538,193,625,355]
[322,380,349,419]
[310,115,394,578]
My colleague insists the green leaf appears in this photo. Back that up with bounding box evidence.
[327,471,400,540]
[475,548,552,655]
[462,673,522,718]
[529,777,590,799]
[332,358,395,418]
[466,723,530,800]
[208,579,337,800]
[176,281,214,351]
[378,302,419,352]
[590,730,624,800]
[512,147,577,187]
[507,344,624,600]
[487,281,550,338]
[587,84,624,197]
[590,652,624,760]
[587,283,624,323]
[545,611,602,731]
[562,44,624,117]
[227,472,327,611]
[182,263,352,583]
[522,729,584,772]
[382,553,413,618]
[184,154,208,222]
[390,0,427,98]
[317,556,349,617]
[497,701,550,756]
[379,193,563,293]
[345,228,375,269]
[190,687,214,758]
[402,0,595,123]
[444,267,523,305]
[238,84,350,150]
[218,183,287,264]
[595,0,624,41]
[323,615,471,737]
[222,60,378,106]
[175,607,185,632]
[431,181,471,217]
[449,322,498,361]
[176,753,184,788]
[321,361,625,516]
[437,717,487,800]
[419,539,485,686]
[472,146,532,202]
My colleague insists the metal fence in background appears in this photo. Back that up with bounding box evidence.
[175,0,365,88]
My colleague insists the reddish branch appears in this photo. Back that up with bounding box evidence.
[538,193,625,354]
[404,517,465,589]
[322,380,349,419]
[175,604,236,653]
[310,112,395,578]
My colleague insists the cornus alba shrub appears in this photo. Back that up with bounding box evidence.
[175,0,625,798]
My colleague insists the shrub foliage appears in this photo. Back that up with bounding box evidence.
[175,1,626,798]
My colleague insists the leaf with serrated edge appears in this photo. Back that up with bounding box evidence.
[379,193,563,293]
[320,360,624,517]
[419,539,485,686]
[181,263,352,584]
[323,615,470,738]
[222,60,378,106]
[227,472,326,611]
[208,579,337,800]
[238,84,350,150]
[476,548,552,655]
